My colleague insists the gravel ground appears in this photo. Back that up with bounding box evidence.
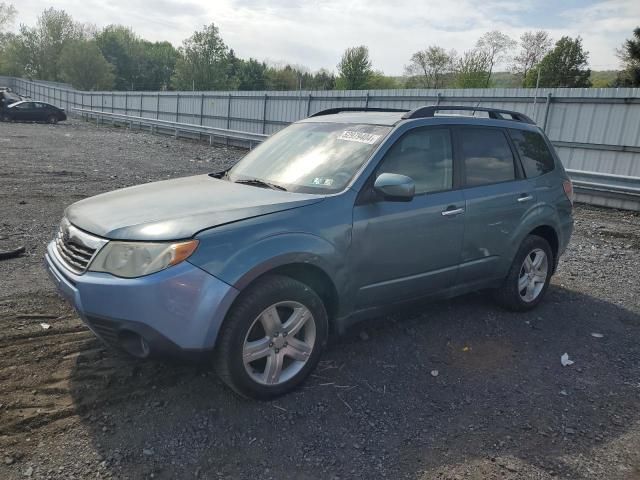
[0,119,639,480]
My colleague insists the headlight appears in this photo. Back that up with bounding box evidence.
[89,240,199,278]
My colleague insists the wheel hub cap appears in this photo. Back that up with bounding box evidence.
[518,248,548,303]
[242,301,316,386]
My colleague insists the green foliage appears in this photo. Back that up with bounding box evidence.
[524,36,591,88]
[512,31,553,86]
[453,50,491,88]
[405,46,455,88]
[58,39,114,90]
[17,8,85,80]
[95,26,177,90]
[337,46,373,89]
[614,27,640,87]
[366,72,399,89]
[171,23,236,91]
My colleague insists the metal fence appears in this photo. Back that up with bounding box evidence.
[2,76,639,210]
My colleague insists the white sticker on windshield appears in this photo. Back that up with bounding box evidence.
[338,131,381,145]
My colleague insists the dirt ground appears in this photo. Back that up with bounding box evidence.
[0,119,639,480]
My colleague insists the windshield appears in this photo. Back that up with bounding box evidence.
[228,122,391,193]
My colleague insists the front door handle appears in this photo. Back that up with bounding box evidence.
[517,194,534,203]
[441,207,465,216]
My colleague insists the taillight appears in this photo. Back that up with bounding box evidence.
[563,179,574,206]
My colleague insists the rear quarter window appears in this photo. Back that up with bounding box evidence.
[459,127,515,187]
[508,129,555,178]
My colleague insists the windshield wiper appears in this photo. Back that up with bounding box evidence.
[234,178,287,191]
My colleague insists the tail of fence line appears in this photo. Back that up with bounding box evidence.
[2,75,639,211]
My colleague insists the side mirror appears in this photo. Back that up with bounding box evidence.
[373,173,415,201]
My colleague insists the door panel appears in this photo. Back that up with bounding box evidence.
[454,126,535,284]
[351,191,465,308]
[458,180,534,283]
[349,126,464,309]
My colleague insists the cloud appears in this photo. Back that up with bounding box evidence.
[11,0,634,74]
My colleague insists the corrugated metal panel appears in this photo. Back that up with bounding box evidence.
[6,77,640,210]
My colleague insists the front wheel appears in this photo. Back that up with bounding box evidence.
[214,275,329,399]
[47,115,58,124]
[493,235,553,311]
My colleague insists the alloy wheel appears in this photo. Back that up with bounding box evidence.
[242,301,316,386]
[518,248,548,302]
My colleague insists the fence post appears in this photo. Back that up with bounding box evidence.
[436,92,442,105]
[111,92,114,113]
[364,91,370,108]
[200,93,205,125]
[227,93,232,129]
[542,93,552,132]
[156,93,160,120]
[261,93,268,134]
[139,93,142,118]
[306,94,312,116]
[125,92,128,116]
[176,93,180,123]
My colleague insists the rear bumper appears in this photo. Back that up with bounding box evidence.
[44,241,239,355]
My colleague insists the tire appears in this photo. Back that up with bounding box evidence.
[493,235,553,312]
[47,115,58,124]
[214,274,329,399]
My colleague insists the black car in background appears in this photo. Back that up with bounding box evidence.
[1,101,67,124]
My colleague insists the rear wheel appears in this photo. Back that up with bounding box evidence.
[494,235,553,311]
[47,115,58,124]
[1,113,11,122]
[214,274,328,399]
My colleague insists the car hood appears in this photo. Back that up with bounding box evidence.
[65,174,323,240]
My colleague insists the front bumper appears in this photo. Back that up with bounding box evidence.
[44,241,239,354]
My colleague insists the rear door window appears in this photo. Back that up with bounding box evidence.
[458,127,516,187]
[508,129,555,178]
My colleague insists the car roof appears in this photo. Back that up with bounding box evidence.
[298,106,541,132]
[300,111,406,126]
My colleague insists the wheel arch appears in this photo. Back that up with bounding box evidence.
[527,224,559,271]
[230,261,340,333]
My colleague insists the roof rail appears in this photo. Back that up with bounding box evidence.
[402,105,535,124]
[310,107,409,117]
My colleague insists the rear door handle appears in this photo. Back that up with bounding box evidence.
[441,207,465,216]
[517,194,534,203]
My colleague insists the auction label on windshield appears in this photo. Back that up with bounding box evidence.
[338,131,381,144]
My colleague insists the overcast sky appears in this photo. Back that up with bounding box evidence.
[10,0,638,74]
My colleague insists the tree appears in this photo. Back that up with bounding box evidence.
[236,58,267,90]
[453,49,491,88]
[309,69,335,90]
[476,30,516,87]
[615,27,640,87]
[58,39,114,90]
[0,2,17,74]
[17,8,84,80]
[171,23,235,90]
[138,40,178,90]
[366,72,399,89]
[266,65,299,90]
[524,36,591,88]
[0,2,16,32]
[404,46,455,88]
[512,31,553,86]
[336,46,373,90]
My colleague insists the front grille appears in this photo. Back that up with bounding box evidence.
[53,218,108,274]
[55,233,95,272]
